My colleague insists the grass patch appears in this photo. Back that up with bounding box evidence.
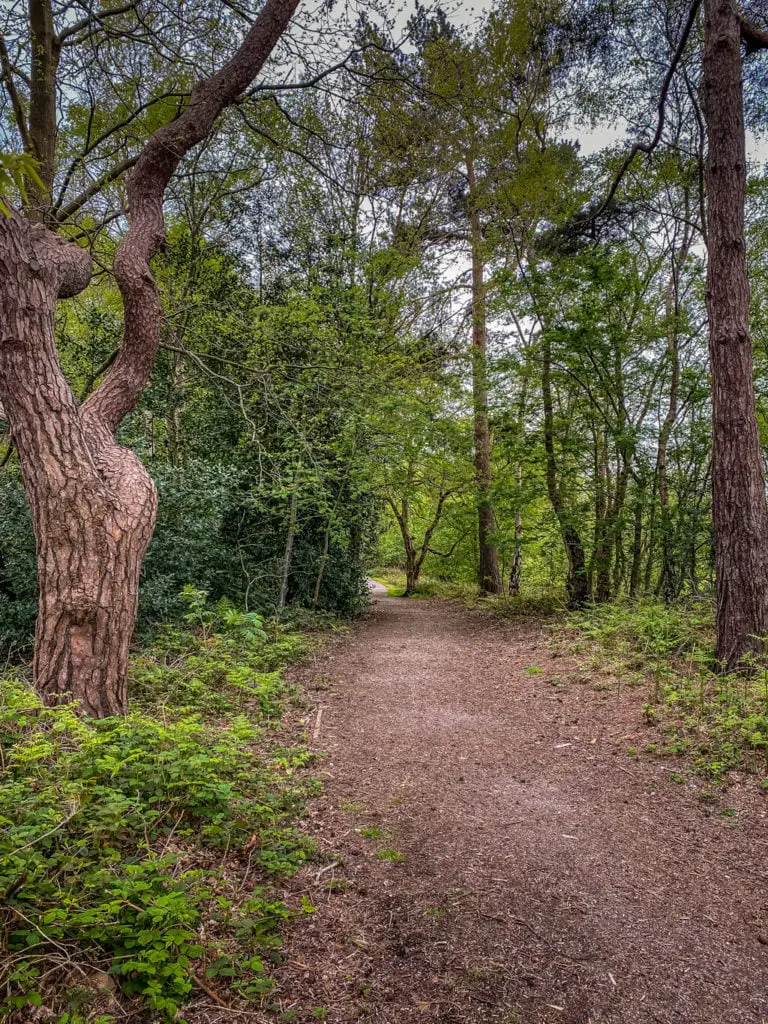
[368,567,475,600]
[559,600,768,779]
[0,589,321,1021]
[358,826,391,840]
[375,848,405,863]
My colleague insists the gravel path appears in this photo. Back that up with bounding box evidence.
[276,593,768,1024]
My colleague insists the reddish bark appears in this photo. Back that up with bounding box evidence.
[0,0,299,715]
[701,0,768,669]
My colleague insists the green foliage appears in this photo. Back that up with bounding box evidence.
[0,595,316,1019]
[0,473,37,656]
[0,152,42,213]
[562,601,768,779]
[375,848,405,863]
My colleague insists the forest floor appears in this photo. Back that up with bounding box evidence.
[269,592,767,1024]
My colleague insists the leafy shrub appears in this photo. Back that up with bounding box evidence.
[0,594,317,1019]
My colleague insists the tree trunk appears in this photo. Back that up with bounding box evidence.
[277,486,298,611]
[311,524,331,611]
[27,0,60,218]
[467,155,500,595]
[701,0,768,669]
[592,430,611,603]
[656,224,691,604]
[404,553,419,597]
[541,331,589,607]
[629,497,644,599]
[0,214,156,716]
[0,0,299,715]
[35,468,155,715]
[508,462,523,597]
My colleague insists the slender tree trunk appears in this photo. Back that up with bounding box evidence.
[644,484,657,594]
[509,461,523,597]
[278,486,298,611]
[467,155,500,595]
[701,0,768,669]
[541,331,589,607]
[592,430,611,603]
[656,226,691,603]
[27,0,60,218]
[311,525,331,611]
[629,496,644,599]
[610,454,630,599]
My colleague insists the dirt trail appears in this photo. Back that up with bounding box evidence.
[278,594,768,1024]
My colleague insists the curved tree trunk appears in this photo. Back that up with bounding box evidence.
[701,0,768,670]
[0,0,299,715]
[0,214,157,716]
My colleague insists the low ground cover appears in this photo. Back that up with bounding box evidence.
[0,588,324,1022]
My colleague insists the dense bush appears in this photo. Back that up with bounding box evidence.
[0,473,37,656]
[0,462,369,657]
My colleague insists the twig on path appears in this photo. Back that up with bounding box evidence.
[312,706,324,743]
[192,974,228,1007]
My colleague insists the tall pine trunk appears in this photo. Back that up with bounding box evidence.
[467,155,500,595]
[701,0,768,669]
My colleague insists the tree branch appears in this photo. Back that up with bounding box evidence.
[56,0,141,45]
[0,34,32,152]
[249,41,388,96]
[54,155,138,223]
[739,14,768,53]
[52,91,188,217]
[594,0,701,218]
[82,0,300,435]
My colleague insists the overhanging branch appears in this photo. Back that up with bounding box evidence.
[594,0,701,219]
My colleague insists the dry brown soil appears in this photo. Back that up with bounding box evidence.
[271,594,768,1023]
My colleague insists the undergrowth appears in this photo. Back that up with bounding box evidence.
[559,600,768,780]
[0,587,320,1022]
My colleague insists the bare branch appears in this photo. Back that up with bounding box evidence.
[594,0,701,219]
[249,41,387,96]
[739,14,768,53]
[57,1,141,45]
[52,91,188,216]
[54,155,138,223]
[0,34,31,151]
